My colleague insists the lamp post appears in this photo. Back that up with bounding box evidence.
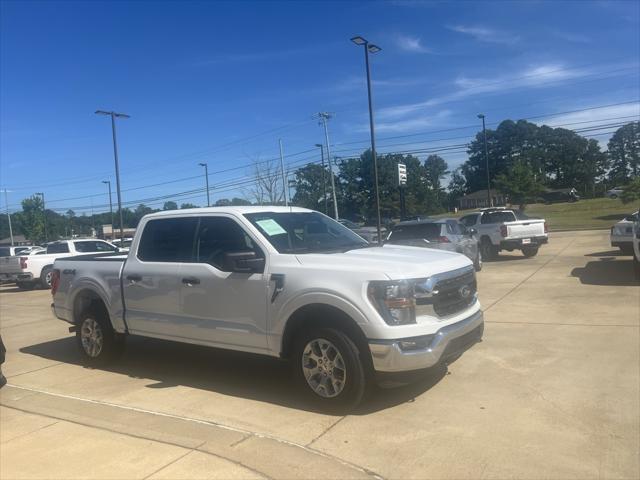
[3,189,14,246]
[198,163,211,206]
[318,113,339,219]
[351,35,382,244]
[95,110,130,241]
[36,192,47,242]
[102,180,114,238]
[477,113,492,208]
[315,143,328,215]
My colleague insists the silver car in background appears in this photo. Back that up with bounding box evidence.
[610,211,638,254]
[385,218,482,271]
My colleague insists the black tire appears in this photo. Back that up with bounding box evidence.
[16,281,35,290]
[40,266,53,289]
[292,327,366,412]
[633,254,640,281]
[480,237,497,261]
[474,250,483,271]
[522,246,539,258]
[75,306,125,367]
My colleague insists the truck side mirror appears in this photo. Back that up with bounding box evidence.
[468,228,477,236]
[223,251,265,273]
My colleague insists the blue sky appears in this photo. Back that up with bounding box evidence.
[1,0,639,214]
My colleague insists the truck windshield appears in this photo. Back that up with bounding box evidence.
[244,212,369,254]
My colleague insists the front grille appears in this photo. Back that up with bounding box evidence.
[416,269,477,317]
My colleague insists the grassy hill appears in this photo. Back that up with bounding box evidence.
[437,198,638,231]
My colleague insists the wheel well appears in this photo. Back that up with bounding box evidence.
[72,290,109,326]
[280,303,372,369]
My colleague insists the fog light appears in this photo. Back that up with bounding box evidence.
[398,335,434,351]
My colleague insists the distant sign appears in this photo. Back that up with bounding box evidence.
[398,163,407,186]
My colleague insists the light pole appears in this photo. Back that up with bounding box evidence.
[102,180,114,238]
[351,35,382,244]
[36,192,47,242]
[315,143,328,215]
[278,139,288,206]
[477,114,492,208]
[3,189,14,246]
[318,113,339,219]
[96,110,130,241]
[198,163,211,207]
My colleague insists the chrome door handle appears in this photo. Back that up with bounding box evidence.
[182,277,200,286]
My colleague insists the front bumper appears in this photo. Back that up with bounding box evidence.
[368,310,484,373]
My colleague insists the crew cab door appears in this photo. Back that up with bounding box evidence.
[122,216,198,337]
[177,215,269,351]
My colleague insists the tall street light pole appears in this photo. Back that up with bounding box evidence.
[315,143,328,215]
[278,139,288,206]
[318,113,339,219]
[96,110,130,242]
[102,180,114,238]
[36,192,47,242]
[3,189,14,246]
[198,163,211,206]
[478,113,492,208]
[351,35,382,244]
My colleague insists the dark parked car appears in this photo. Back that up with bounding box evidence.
[385,218,482,271]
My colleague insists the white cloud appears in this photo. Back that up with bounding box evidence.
[356,109,452,134]
[396,35,431,53]
[537,103,640,128]
[554,31,591,44]
[447,25,520,44]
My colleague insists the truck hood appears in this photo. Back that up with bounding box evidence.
[295,244,472,280]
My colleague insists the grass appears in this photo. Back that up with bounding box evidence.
[437,198,638,231]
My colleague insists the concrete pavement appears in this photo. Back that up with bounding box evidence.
[1,230,638,479]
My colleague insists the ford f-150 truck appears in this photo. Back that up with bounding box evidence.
[459,207,548,260]
[51,207,484,409]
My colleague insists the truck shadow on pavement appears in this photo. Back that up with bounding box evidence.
[571,255,638,286]
[20,335,447,414]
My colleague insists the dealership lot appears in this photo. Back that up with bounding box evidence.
[1,230,638,479]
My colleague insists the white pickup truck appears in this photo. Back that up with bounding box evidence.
[7,239,119,290]
[459,207,548,260]
[51,207,484,409]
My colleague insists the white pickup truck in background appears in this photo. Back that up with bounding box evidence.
[7,239,119,290]
[51,206,484,410]
[459,207,548,260]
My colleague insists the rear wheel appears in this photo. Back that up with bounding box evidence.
[76,307,125,366]
[480,238,497,261]
[40,266,53,289]
[522,246,539,258]
[293,327,366,412]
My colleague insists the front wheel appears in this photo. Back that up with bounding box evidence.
[474,250,483,271]
[480,238,498,261]
[522,246,539,258]
[40,266,53,289]
[76,308,125,366]
[293,328,366,412]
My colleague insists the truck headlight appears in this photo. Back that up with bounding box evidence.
[368,280,416,325]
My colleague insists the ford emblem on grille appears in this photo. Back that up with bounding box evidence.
[458,284,472,299]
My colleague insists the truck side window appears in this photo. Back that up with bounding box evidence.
[47,243,70,254]
[481,212,517,224]
[460,215,477,227]
[193,216,263,272]
[138,218,198,262]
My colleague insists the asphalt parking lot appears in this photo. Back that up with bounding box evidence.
[1,229,638,480]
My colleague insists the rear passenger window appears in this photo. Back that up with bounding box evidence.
[193,216,263,271]
[481,212,517,224]
[47,243,70,254]
[138,218,198,262]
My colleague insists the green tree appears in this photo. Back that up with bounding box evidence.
[620,177,640,204]
[291,163,333,214]
[20,195,46,243]
[180,203,198,209]
[608,122,640,184]
[494,161,543,210]
[163,201,178,211]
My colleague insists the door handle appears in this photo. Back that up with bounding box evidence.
[126,274,142,282]
[182,277,200,285]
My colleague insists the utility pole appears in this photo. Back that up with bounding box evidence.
[318,113,339,219]
[3,189,14,246]
[36,192,47,242]
[198,163,211,206]
[279,139,288,206]
[315,143,328,215]
[95,110,130,241]
[102,180,114,238]
[478,114,492,207]
[351,36,382,243]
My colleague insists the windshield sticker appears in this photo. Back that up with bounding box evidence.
[256,219,287,236]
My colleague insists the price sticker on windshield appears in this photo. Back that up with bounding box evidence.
[256,219,287,236]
